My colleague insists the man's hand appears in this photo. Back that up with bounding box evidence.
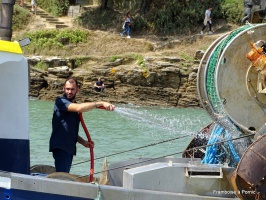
[83,140,94,148]
[103,102,115,111]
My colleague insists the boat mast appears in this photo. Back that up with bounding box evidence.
[0,0,15,41]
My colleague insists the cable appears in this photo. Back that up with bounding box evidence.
[74,132,254,178]
[72,133,192,167]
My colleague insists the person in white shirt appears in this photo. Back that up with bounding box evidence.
[31,0,36,12]
[201,7,213,35]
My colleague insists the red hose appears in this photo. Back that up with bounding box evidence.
[78,106,106,182]
[79,113,94,183]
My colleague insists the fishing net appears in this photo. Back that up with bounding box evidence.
[202,24,258,167]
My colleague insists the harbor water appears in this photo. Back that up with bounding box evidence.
[29,100,212,176]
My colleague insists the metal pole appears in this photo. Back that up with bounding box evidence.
[0,0,15,41]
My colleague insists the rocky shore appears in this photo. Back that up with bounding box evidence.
[29,50,204,108]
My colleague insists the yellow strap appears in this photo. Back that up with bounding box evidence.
[0,40,22,54]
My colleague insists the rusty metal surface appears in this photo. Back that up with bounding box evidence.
[232,133,266,200]
[237,134,266,185]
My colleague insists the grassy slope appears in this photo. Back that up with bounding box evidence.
[12,4,240,65]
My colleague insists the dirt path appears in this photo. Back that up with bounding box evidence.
[21,1,75,30]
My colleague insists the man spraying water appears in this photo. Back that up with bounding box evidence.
[49,78,115,173]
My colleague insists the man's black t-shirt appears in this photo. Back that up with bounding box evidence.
[49,94,80,155]
[96,81,103,86]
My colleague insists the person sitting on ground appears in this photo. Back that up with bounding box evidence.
[94,77,105,92]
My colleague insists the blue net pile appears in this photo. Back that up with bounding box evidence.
[201,123,240,167]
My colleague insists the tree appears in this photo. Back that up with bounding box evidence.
[101,0,108,9]
[140,0,153,15]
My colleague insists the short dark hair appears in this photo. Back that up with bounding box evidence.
[65,77,79,88]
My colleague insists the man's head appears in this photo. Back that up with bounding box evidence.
[63,78,79,101]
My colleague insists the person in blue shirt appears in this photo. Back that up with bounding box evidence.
[94,77,105,92]
[49,78,115,173]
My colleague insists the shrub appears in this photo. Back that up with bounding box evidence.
[221,0,244,24]
[109,55,121,62]
[34,61,49,71]
[36,0,70,16]
[12,5,31,31]
[23,29,88,52]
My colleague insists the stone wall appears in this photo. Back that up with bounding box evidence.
[28,50,204,107]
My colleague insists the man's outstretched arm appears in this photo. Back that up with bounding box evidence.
[67,101,115,113]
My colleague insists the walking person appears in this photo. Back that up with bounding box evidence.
[120,11,131,38]
[49,78,115,173]
[201,7,213,35]
[31,0,36,12]
[19,0,24,7]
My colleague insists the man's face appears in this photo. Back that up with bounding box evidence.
[64,81,78,101]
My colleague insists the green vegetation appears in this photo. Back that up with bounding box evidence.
[133,54,148,78]
[13,5,31,31]
[147,1,212,34]
[73,56,89,66]
[109,55,121,62]
[133,16,150,32]
[139,0,243,34]
[9,0,244,35]
[34,61,49,71]
[36,0,70,16]
[22,29,88,52]
[221,0,244,24]
[180,53,194,61]
[134,54,145,67]
[77,0,243,35]
[4,0,245,57]
[77,6,120,31]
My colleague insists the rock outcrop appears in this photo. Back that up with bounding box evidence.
[28,52,204,108]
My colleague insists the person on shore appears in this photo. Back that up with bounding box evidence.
[19,0,24,7]
[120,11,131,38]
[201,7,213,35]
[31,0,36,12]
[94,77,105,92]
[49,78,115,173]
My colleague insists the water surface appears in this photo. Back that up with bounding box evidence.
[29,100,212,176]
